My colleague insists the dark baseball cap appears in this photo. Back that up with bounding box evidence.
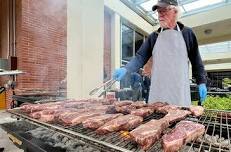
[152,0,178,11]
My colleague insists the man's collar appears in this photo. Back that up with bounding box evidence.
[157,22,184,33]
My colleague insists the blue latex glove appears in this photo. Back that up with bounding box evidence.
[199,83,207,104]
[113,68,127,81]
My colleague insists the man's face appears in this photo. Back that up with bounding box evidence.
[157,6,177,28]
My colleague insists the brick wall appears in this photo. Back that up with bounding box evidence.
[104,10,111,82]
[14,0,67,96]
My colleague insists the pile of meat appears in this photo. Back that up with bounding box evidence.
[19,100,205,151]
[129,102,205,151]
[20,99,117,126]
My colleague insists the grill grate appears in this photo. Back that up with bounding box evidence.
[185,110,231,152]
[7,109,231,152]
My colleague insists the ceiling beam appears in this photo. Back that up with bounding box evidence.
[203,58,231,65]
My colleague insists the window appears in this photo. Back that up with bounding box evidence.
[121,23,147,66]
[120,23,147,89]
[121,24,133,66]
[135,31,144,53]
[199,40,231,54]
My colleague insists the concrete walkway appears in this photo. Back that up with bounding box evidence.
[0,110,23,152]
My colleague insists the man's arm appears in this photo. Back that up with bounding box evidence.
[125,32,157,73]
[188,29,207,84]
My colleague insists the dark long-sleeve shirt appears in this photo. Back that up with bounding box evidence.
[125,22,206,85]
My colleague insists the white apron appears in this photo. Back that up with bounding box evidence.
[148,25,191,107]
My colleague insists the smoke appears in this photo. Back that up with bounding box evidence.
[28,127,101,152]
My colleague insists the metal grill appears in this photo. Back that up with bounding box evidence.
[185,110,231,152]
[7,109,231,152]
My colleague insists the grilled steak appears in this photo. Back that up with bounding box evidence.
[29,109,56,119]
[20,104,57,113]
[96,114,143,134]
[113,100,133,107]
[162,120,205,152]
[30,108,79,119]
[163,110,191,124]
[131,101,147,108]
[189,105,204,117]
[148,102,168,111]
[39,114,56,122]
[156,105,180,114]
[130,119,169,150]
[83,113,123,129]
[130,109,191,150]
[38,108,80,122]
[59,111,104,126]
[130,107,154,117]
[162,126,186,152]
[115,105,136,114]
[98,98,116,105]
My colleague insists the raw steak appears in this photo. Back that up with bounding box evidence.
[96,114,143,134]
[82,113,123,129]
[130,119,169,150]
[130,107,154,117]
[162,120,205,152]
[189,105,204,117]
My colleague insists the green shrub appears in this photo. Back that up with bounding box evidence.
[203,95,231,110]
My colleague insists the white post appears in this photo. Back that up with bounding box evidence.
[67,0,104,99]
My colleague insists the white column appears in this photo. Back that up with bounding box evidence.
[111,13,121,71]
[67,0,104,99]
[111,13,121,87]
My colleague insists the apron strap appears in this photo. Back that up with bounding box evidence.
[176,24,180,31]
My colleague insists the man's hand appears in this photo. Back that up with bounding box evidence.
[113,68,127,81]
[199,83,207,104]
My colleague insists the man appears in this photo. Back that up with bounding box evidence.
[142,74,151,103]
[113,0,207,107]
[130,71,143,101]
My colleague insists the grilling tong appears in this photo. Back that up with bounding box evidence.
[89,79,116,97]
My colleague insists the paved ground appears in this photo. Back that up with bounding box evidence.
[0,110,23,152]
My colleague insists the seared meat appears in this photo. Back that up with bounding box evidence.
[162,120,205,152]
[113,100,133,107]
[82,113,123,129]
[21,104,62,113]
[96,114,143,134]
[130,107,154,117]
[163,110,191,124]
[131,101,147,108]
[189,105,204,117]
[115,105,136,114]
[148,102,168,111]
[130,119,169,150]
[156,105,180,114]
[59,111,104,126]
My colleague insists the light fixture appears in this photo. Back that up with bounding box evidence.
[204,29,212,35]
